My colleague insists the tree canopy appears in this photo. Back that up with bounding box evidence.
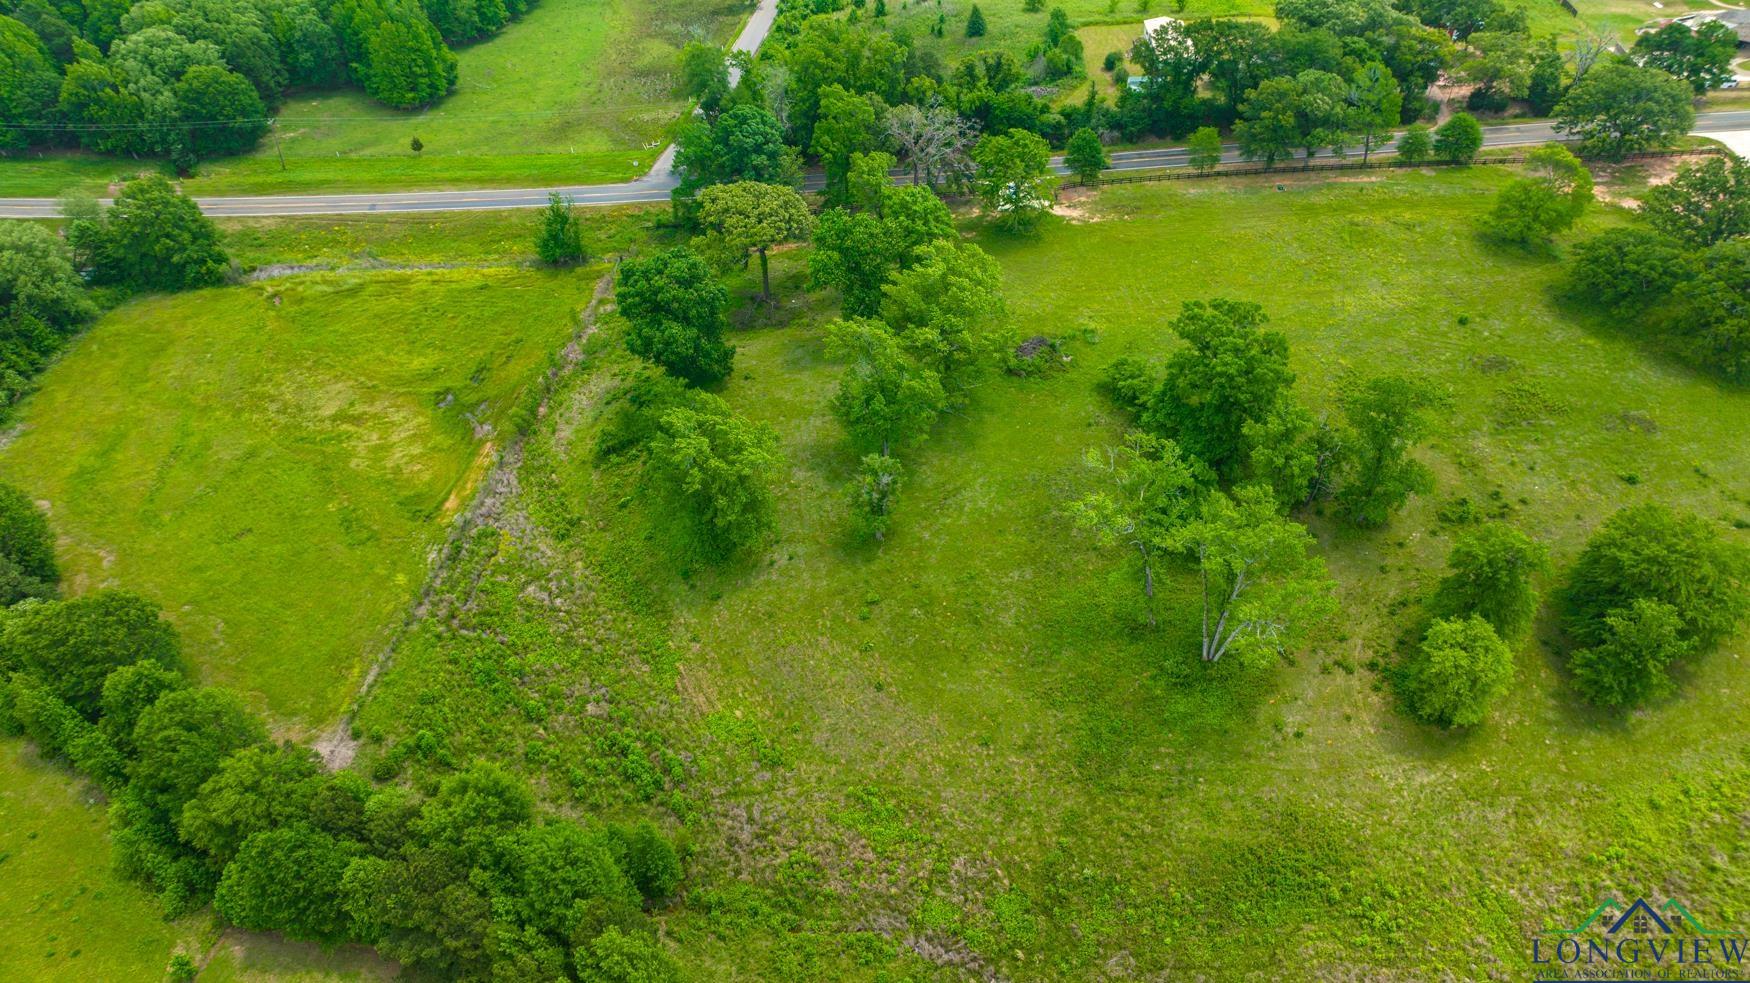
[616,247,735,387]
[1142,298,1294,479]
[1553,62,1694,161]
[1400,615,1514,727]
[1168,484,1336,667]
[697,181,813,302]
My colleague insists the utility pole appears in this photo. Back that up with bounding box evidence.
[271,119,285,171]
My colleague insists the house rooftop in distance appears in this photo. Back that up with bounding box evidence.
[1142,15,1183,36]
[1673,9,1750,43]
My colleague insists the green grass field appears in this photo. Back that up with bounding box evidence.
[343,167,1750,978]
[0,0,740,198]
[4,166,1748,979]
[0,741,203,981]
[0,265,604,730]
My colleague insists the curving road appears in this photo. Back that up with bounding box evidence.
[2,110,1747,219]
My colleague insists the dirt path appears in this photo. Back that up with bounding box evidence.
[312,269,616,770]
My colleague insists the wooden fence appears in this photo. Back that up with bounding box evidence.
[1081,146,1729,189]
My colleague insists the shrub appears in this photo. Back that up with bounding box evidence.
[180,744,326,864]
[1564,503,1749,652]
[0,482,57,603]
[1672,239,1750,381]
[73,176,230,292]
[0,221,95,332]
[647,393,781,557]
[129,687,268,820]
[98,660,186,756]
[214,825,357,942]
[1465,86,1509,114]
[850,453,905,542]
[574,925,681,983]
[1400,616,1514,727]
[1065,127,1109,184]
[610,820,683,901]
[1568,598,1690,707]
[174,65,269,159]
[1640,156,1750,248]
[616,247,734,387]
[1565,228,1694,315]
[1480,145,1593,247]
[166,954,198,983]
[1395,124,1432,164]
[536,193,587,266]
[1432,113,1482,164]
[1428,523,1549,640]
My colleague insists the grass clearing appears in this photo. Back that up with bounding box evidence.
[216,205,665,270]
[348,166,1749,978]
[3,167,1747,979]
[0,0,741,198]
[0,266,605,729]
[0,740,202,981]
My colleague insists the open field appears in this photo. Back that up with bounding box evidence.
[344,167,1750,978]
[0,0,740,198]
[3,165,1747,979]
[0,266,603,729]
[217,206,665,270]
[0,741,202,980]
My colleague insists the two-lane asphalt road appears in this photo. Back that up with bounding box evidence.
[3,111,1747,219]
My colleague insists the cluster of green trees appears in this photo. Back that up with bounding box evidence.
[1396,498,1745,727]
[813,182,1006,539]
[1398,522,1547,726]
[678,8,1067,195]
[0,0,534,163]
[1103,301,1449,529]
[1562,504,1748,708]
[1,175,224,416]
[607,240,786,559]
[0,486,684,981]
[678,0,1701,209]
[1564,155,1750,380]
[1072,298,1455,665]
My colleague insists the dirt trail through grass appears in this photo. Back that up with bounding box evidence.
[313,269,616,769]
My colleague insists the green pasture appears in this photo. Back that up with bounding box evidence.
[0,741,202,981]
[0,0,741,198]
[0,266,602,729]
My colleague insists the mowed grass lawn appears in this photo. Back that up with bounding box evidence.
[0,741,200,981]
[634,169,1750,976]
[0,0,741,197]
[0,266,601,729]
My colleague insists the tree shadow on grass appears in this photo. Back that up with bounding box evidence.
[1031,564,1283,784]
[1546,283,1740,391]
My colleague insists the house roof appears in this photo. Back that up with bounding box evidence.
[1675,9,1750,42]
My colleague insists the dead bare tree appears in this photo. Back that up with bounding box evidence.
[1570,28,1614,82]
[883,102,979,191]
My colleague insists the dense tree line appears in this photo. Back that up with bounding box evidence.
[0,491,684,981]
[0,0,535,164]
[667,0,1704,201]
[1564,155,1750,380]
